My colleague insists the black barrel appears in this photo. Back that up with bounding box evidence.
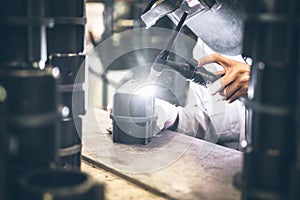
[46,0,87,171]
[0,68,58,172]
[0,0,53,68]
[19,169,104,200]
[235,0,299,199]
[57,117,82,171]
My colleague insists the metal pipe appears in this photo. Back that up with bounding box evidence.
[235,0,299,199]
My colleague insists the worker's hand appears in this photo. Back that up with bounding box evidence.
[198,53,251,103]
[155,98,179,131]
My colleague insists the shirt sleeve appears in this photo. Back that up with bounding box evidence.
[176,82,245,146]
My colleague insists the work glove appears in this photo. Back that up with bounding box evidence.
[154,98,179,131]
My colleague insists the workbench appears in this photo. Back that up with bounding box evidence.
[82,108,242,200]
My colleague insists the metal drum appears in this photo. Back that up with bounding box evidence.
[0,67,59,200]
[57,117,82,171]
[0,68,58,172]
[235,0,299,199]
[48,54,85,170]
[47,0,87,168]
[19,169,104,200]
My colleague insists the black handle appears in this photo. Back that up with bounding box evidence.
[157,58,221,86]
[188,58,220,85]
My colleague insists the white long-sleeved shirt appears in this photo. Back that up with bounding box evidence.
[176,38,246,150]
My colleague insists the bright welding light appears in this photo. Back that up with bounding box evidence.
[134,84,156,98]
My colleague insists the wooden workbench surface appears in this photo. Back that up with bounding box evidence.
[82,108,242,200]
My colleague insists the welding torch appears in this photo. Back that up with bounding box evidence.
[148,11,221,87]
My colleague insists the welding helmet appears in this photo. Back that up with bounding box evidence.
[141,0,244,56]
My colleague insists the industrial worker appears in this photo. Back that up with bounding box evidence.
[141,0,251,150]
[86,0,251,150]
[155,37,251,150]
